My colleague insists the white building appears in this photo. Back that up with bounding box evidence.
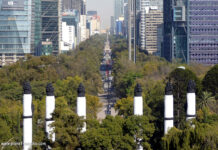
[61,22,76,53]
[140,0,163,54]
[88,15,101,36]
[79,15,87,42]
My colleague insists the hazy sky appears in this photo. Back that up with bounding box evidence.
[87,0,114,29]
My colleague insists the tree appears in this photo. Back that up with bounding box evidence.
[202,64,218,97]
[161,121,218,150]
[124,116,155,150]
[52,97,83,149]
[80,128,112,150]
[198,91,215,110]
[168,68,201,128]
[115,97,133,117]
[86,95,102,119]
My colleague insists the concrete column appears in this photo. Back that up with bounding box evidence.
[164,82,174,135]
[45,83,55,142]
[134,83,143,116]
[77,83,86,132]
[186,80,196,121]
[134,83,143,150]
[23,82,32,150]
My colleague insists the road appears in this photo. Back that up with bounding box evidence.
[97,35,118,121]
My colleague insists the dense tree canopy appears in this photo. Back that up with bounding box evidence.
[202,64,218,97]
[0,35,217,150]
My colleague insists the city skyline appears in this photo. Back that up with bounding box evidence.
[87,0,114,29]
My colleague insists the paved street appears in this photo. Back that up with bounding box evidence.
[97,35,118,121]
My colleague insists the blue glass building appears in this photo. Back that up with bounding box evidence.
[163,0,187,63]
[0,0,33,66]
[188,0,218,64]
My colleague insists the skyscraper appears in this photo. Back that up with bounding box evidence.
[34,0,42,56]
[163,0,187,62]
[62,0,81,12]
[41,0,61,55]
[114,0,124,21]
[140,0,163,54]
[141,7,163,54]
[0,0,34,66]
[187,0,218,64]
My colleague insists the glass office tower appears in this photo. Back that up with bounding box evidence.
[41,0,61,55]
[163,0,187,63]
[188,0,218,64]
[0,0,33,66]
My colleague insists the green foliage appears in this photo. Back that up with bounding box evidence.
[80,115,154,150]
[162,122,218,150]
[115,97,133,117]
[198,92,216,110]
[0,34,105,102]
[80,128,112,150]
[124,116,155,149]
[0,35,105,149]
[52,97,82,149]
[54,76,82,106]
[0,99,22,149]
[202,64,218,96]
[168,68,202,128]
[86,95,102,119]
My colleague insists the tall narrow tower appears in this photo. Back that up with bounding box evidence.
[128,0,132,61]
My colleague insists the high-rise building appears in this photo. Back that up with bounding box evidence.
[81,0,86,15]
[0,0,34,66]
[62,10,80,46]
[87,10,97,16]
[62,0,86,15]
[116,17,124,35]
[34,0,42,56]
[114,0,124,20]
[79,15,87,42]
[62,0,81,12]
[187,0,218,64]
[123,1,128,37]
[110,16,115,35]
[163,0,187,62]
[142,6,163,54]
[61,22,75,52]
[87,15,101,36]
[140,0,163,53]
[41,0,61,55]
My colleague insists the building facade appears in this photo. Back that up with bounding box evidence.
[163,0,187,62]
[61,22,75,52]
[87,15,101,36]
[140,0,163,54]
[0,0,34,66]
[41,0,61,55]
[187,0,218,64]
[143,7,163,54]
[114,0,124,21]
[62,0,81,12]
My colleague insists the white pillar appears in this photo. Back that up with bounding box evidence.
[187,80,196,121]
[164,82,174,135]
[134,83,143,150]
[23,82,32,150]
[134,84,143,116]
[45,83,55,143]
[77,83,86,132]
